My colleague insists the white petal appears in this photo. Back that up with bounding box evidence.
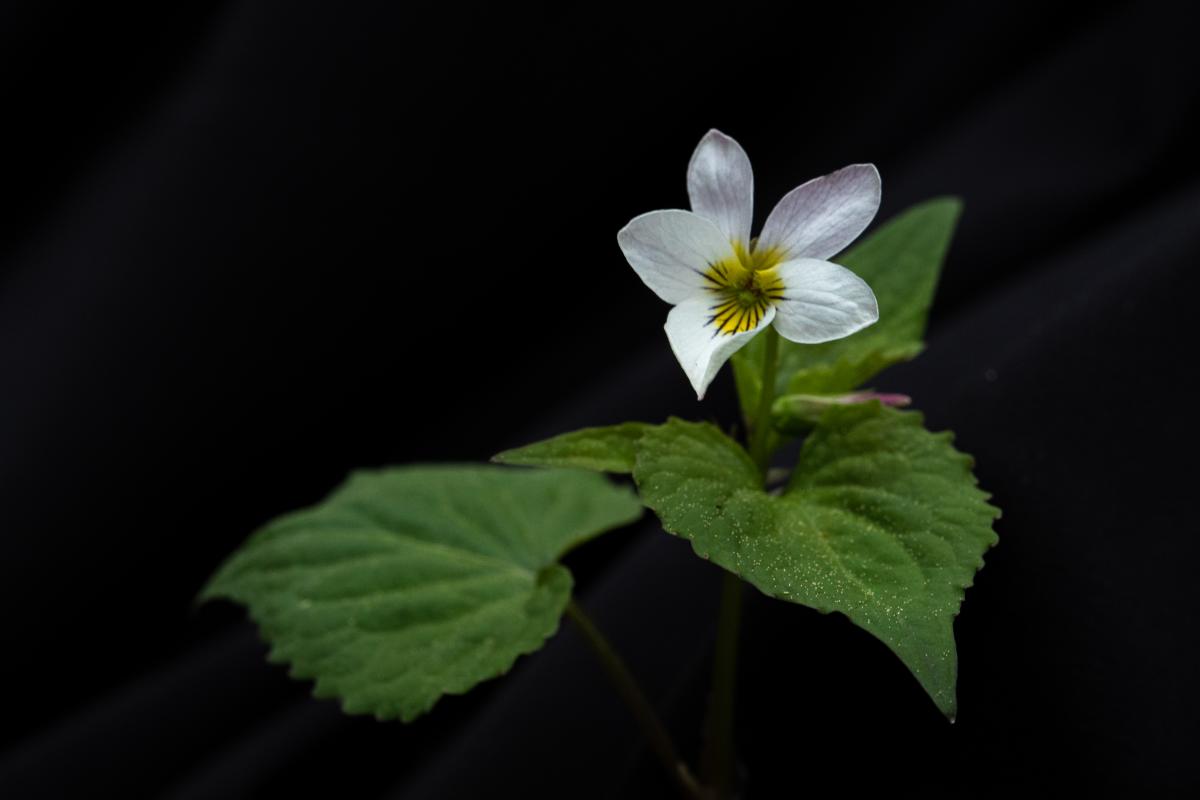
[665,296,776,400]
[758,164,881,261]
[617,210,736,304]
[687,129,753,246]
[771,258,879,344]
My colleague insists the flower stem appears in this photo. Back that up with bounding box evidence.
[702,326,781,797]
[748,325,781,474]
[702,570,744,797]
[565,600,707,799]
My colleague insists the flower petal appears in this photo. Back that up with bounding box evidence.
[687,129,753,246]
[758,164,881,261]
[771,258,878,344]
[617,210,736,304]
[665,296,776,400]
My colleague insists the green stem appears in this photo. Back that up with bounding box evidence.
[702,571,744,797]
[566,600,707,799]
[748,326,781,474]
[702,326,780,797]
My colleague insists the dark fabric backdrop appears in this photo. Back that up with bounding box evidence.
[1,1,1197,796]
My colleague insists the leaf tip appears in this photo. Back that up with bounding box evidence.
[195,570,233,608]
[490,448,520,465]
[923,194,964,218]
[933,689,959,722]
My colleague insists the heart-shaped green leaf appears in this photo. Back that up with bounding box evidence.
[203,465,643,721]
[632,406,998,717]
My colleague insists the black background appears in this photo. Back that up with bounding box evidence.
[1,1,1198,796]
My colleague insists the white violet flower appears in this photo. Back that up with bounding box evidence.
[617,129,882,399]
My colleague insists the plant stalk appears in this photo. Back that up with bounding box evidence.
[566,600,706,799]
[703,326,781,797]
[748,326,781,474]
[702,570,744,797]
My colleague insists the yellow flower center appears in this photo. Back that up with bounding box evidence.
[702,240,785,335]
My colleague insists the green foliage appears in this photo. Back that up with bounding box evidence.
[539,407,997,717]
[494,422,651,473]
[733,198,962,422]
[203,465,642,721]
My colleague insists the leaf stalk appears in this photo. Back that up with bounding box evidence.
[566,600,707,799]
